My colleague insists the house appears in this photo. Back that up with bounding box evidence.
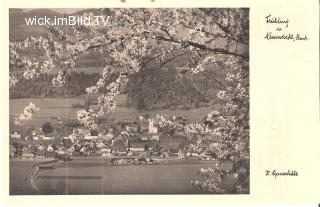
[100,147,112,153]
[96,142,106,148]
[151,135,160,141]
[33,136,39,141]
[101,151,112,158]
[10,131,21,139]
[82,129,91,136]
[191,152,200,157]
[32,128,43,136]
[46,145,54,151]
[128,140,158,152]
[67,134,76,142]
[42,136,54,140]
[98,147,112,157]
[67,146,75,154]
[126,122,139,133]
[21,152,34,159]
[137,114,151,122]
[84,135,98,141]
[104,132,114,141]
[171,149,185,159]
[118,120,139,133]
[128,142,146,152]
[141,136,148,141]
[138,115,145,122]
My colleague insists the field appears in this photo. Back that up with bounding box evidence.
[9,96,212,130]
[10,160,236,195]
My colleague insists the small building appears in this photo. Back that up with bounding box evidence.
[33,136,39,141]
[128,140,158,152]
[96,142,106,148]
[118,120,139,133]
[10,131,21,139]
[84,135,98,141]
[46,145,54,151]
[101,152,112,158]
[141,136,148,141]
[128,142,146,152]
[32,128,43,136]
[104,132,114,141]
[21,152,34,160]
[42,136,54,140]
[148,120,158,134]
[151,135,160,141]
[100,147,112,153]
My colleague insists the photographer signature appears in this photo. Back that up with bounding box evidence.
[265,170,298,178]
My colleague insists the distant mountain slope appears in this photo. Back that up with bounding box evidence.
[9,9,107,69]
[10,9,64,41]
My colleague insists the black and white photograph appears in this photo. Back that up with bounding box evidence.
[9,8,249,195]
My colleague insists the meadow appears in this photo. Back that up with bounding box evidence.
[10,95,213,131]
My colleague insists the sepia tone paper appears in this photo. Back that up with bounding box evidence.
[1,0,319,205]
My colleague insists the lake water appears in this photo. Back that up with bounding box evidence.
[10,160,236,195]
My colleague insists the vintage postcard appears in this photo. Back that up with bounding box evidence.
[1,0,319,205]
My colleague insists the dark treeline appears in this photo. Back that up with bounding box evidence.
[126,65,219,110]
[10,67,222,110]
[10,72,100,98]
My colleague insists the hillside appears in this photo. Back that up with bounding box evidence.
[9,9,228,110]
[9,9,106,70]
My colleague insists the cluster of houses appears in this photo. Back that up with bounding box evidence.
[10,114,214,161]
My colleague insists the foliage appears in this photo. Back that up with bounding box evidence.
[41,121,54,134]
[14,102,39,126]
[126,63,208,109]
[10,72,100,98]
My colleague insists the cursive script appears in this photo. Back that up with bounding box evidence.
[265,14,289,28]
[265,170,298,178]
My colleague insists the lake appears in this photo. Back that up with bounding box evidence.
[10,160,236,195]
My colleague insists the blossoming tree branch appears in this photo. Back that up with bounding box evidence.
[9,8,249,193]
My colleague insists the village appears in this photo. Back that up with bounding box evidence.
[9,114,216,165]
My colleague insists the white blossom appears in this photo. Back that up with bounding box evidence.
[14,102,39,126]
